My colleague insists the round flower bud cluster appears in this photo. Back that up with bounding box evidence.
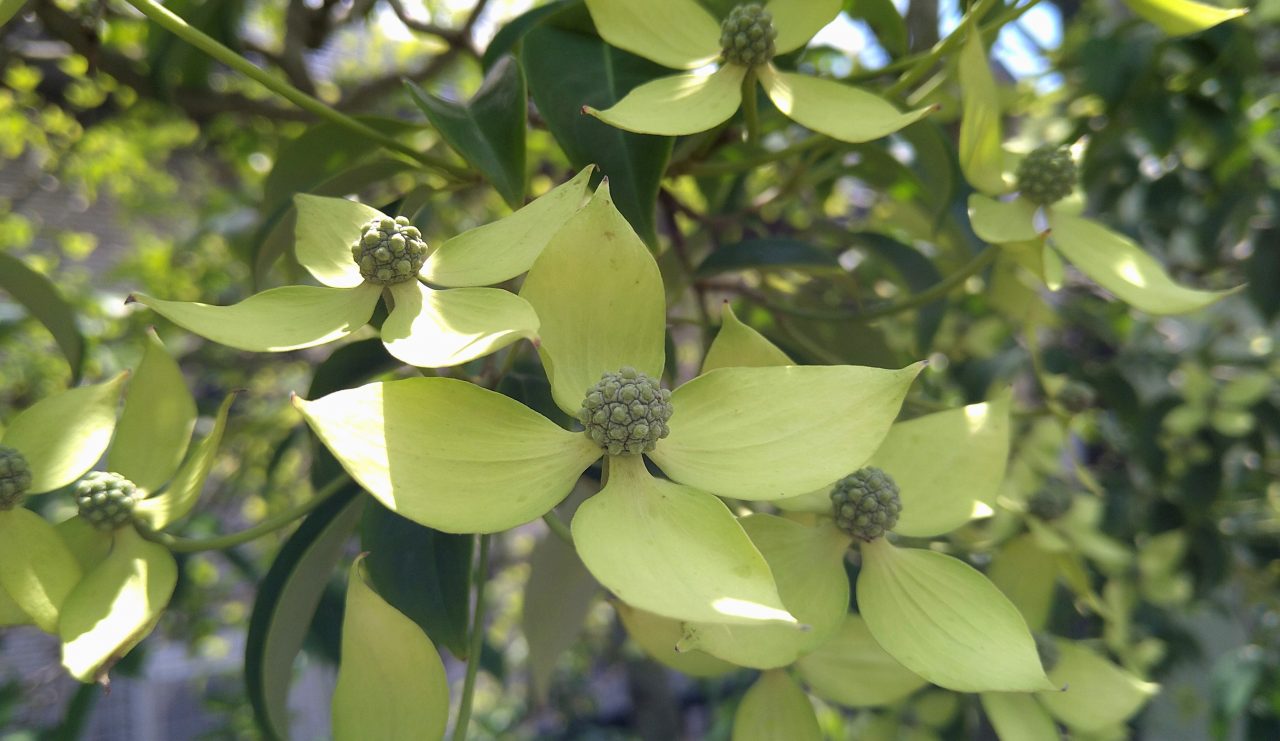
[1034,632,1060,673]
[74,471,142,531]
[0,446,32,510]
[350,216,428,285]
[579,367,674,456]
[830,467,902,542]
[1027,479,1074,521]
[1055,380,1096,415]
[720,4,777,66]
[1016,146,1077,205]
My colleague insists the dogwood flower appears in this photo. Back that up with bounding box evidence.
[957,26,1239,316]
[581,0,932,142]
[294,184,922,626]
[134,167,593,368]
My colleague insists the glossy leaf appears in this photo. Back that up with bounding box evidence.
[586,66,745,136]
[522,19,673,244]
[572,455,794,625]
[482,0,574,69]
[332,556,449,741]
[133,284,381,352]
[583,0,721,69]
[293,194,383,288]
[796,614,928,708]
[135,392,237,530]
[871,396,1010,538]
[59,528,178,683]
[614,601,735,677]
[1122,0,1247,36]
[759,66,933,143]
[1048,211,1238,315]
[0,250,84,380]
[381,281,538,368]
[732,670,821,741]
[980,692,1059,741]
[406,57,527,208]
[295,378,601,534]
[520,185,666,415]
[651,364,922,500]
[987,534,1057,632]
[0,508,82,633]
[1038,640,1159,732]
[969,195,1040,244]
[701,303,792,374]
[422,165,594,287]
[957,23,1008,195]
[2,373,126,495]
[246,490,363,740]
[524,521,598,699]
[858,539,1055,692]
[109,330,196,493]
[682,515,850,668]
[846,0,907,57]
[360,502,472,658]
[767,0,842,54]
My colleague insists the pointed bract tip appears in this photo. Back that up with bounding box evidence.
[581,105,595,116]
[928,103,943,113]
[531,336,542,349]
[124,294,138,305]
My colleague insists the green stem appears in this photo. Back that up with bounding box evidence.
[452,534,491,741]
[139,474,350,553]
[741,67,761,146]
[541,511,573,544]
[122,0,471,182]
[755,247,998,321]
[676,135,832,177]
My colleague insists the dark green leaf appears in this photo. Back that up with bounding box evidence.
[146,0,244,93]
[0,251,85,381]
[244,489,363,741]
[845,0,908,58]
[521,11,672,245]
[0,0,27,30]
[853,231,946,354]
[482,0,574,70]
[407,57,527,208]
[695,238,839,278]
[359,502,473,657]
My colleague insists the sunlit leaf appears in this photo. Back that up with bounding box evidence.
[0,508,82,633]
[135,392,237,530]
[957,23,1008,195]
[520,184,667,415]
[766,0,842,54]
[583,0,722,69]
[293,194,383,288]
[651,364,922,500]
[572,455,794,625]
[2,373,126,495]
[59,528,178,683]
[795,614,929,708]
[980,692,1059,741]
[381,281,538,368]
[732,670,821,741]
[586,66,745,136]
[759,65,933,143]
[55,516,112,572]
[701,303,792,374]
[968,195,1040,244]
[858,539,1055,692]
[109,330,196,493]
[1038,640,1159,732]
[423,166,593,287]
[332,555,449,741]
[134,284,382,352]
[1122,0,1246,36]
[295,378,601,534]
[1048,211,1238,315]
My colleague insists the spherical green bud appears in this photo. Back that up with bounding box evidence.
[0,446,33,510]
[1034,632,1059,673]
[1016,146,1077,205]
[1055,380,1096,415]
[578,367,674,456]
[74,471,141,531]
[1027,479,1074,521]
[350,216,429,285]
[720,4,777,66]
[830,467,902,542]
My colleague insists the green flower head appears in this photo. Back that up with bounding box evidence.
[0,446,32,510]
[830,467,902,542]
[582,0,934,142]
[74,471,141,531]
[1026,479,1074,521]
[131,166,596,369]
[295,185,924,630]
[958,27,1239,316]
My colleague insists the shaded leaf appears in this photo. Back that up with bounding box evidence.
[731,670,821,741]
[0,251,85,381]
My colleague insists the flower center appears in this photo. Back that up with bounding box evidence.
[1026,479,1074,521]
[75,471,142,531]
[1016,146,1077,205]
[578,367,674,456]
[349,216,429,285]
[830,467,902,542]
[720,4,777,67]
[0,446,32,510]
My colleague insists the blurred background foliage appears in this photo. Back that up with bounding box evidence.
[0,0,1276,739]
